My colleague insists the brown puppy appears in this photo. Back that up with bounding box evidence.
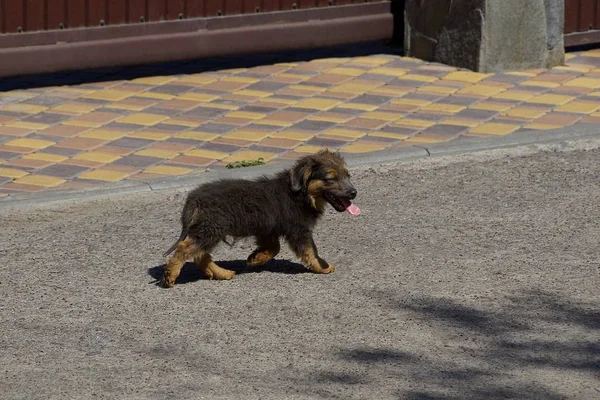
[162,149,360,288]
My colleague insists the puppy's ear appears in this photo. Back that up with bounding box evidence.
[290,157,315,192]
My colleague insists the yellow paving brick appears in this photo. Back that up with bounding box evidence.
[233,90,272,98]
[392,118,436,129]
[223,150,276,163]
[369,87,410,96]
[342,143,386,153]
[324,129,366,139]
[221,76,259,83]
[338,103,378,111]
[470,102,514,112]
[295,98,341,110]
[521,79,560,89]
[288,85,327,92]
[417,85,459,95]
[23,153,68,163]
[80,129,127,140]
[61,120,104,128]
[294,145,327,153]
[177,93,220,102]
[458,84,506,96]
[136,92,175,100]
[405,135,454,144]
[275,73,309,80]
[505,71,538,77]
[79,169,133,181]
[176,131,219,141]
[555,101,600,114]
[492,91,537,101]
[52,102,100,113]
[160,119,202,128]
[329,82,380,94]
[127,131,172,140]
[443,71,490,83]
[225,111,267,120]
[422,103,465,113]
[1,103,47,114]
[135,149,179,159]
[505,107,548,119]
[563,77,600,88]
[469,123,519,135]
[391,98,431,107]
[369,67,408,77]
[73,151,122,163]
[14,174,65,187]
[177,75,219,85]
[584,49,600,58]
[5,121,50,130]
[83,90,136,101]
[270,131,315,141]
[400,74,439,83]
[0,167,29,178]
[360,112,401,121]
[131,76,177,85]
[257,119,293,127]
[5,138,55,149]
[524,123,563,130]
[185,149,229,160]
[327,67,366,76]
[443,118,482,127]
[529,94,575,105]
[520,80,560,88]
[225,130,270,141]
[117,113,169,126]
[351,57,391,65]
[262,97,299,105]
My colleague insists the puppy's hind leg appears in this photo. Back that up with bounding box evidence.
[163,237,198,288]
[287,234,335,274]
[247,236,280,267]
[194,253,235,280]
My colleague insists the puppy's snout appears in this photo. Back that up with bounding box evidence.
[346,186,357,199]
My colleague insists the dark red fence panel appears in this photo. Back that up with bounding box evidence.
[565,0,600,34]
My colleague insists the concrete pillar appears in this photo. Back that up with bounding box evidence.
[404,0,565,72]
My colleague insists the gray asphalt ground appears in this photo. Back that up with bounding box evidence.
[1,138,599,400]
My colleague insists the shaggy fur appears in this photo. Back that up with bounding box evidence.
[162,149,358,288]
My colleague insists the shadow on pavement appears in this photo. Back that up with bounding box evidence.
[0,41,402,92]
[301,289,599,399]
[148,258,309,285]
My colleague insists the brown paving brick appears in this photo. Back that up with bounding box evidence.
[107,97,157,110]
[580,116,600,124]
[93,146,135,156]
[212,116,254,126]
[102,165,140,174]
[112,155,163,168]
[306,137,348,148]
[62,159,104,168]
[534,73,579,83]
[551,86,594,95]
[212,137,253,147]
[170,155,216,166]
[0,145,35,154]
[421,124,470,135]
[36,164,89,178]
[6,158,53,169]
[0,114,18,124]
[342,118,388,129]
[70,111,121,124]
[535,112,583,126]
[491,116,529,124]
[291,120,337,132]
[380,103,422,113]
[201,81,249,92]
[276,88,320,97]
[0,151,20,161]
[1,182,45,192]
[263,110,310,122]
[55,137,106,150]
[153,99,200,111]
[43,146,82,157]
[455,109,499,120]
[149,84,193,95]
[200,142,242,153]
[258,137,301,149]
[307,74,352,85]
[412,112,448,121]
[108,137,154,150]
[0,126,34,136]
[47,181,91,191]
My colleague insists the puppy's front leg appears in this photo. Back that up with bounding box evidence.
[289,234,335,274]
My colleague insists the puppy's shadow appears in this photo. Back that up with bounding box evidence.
[148,259,309,286]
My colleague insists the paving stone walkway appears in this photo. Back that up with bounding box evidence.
[1,45,600,196]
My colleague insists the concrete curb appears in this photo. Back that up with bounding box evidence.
[2,123,599,209]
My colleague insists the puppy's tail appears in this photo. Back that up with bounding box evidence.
[163,229,187,258]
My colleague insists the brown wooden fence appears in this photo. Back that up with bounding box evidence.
[0,0,374,33]
[564,0,600,46]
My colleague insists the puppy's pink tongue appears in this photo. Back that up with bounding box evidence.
[344,201,361,216]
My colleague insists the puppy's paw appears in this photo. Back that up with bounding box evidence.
[314,264,336,274]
